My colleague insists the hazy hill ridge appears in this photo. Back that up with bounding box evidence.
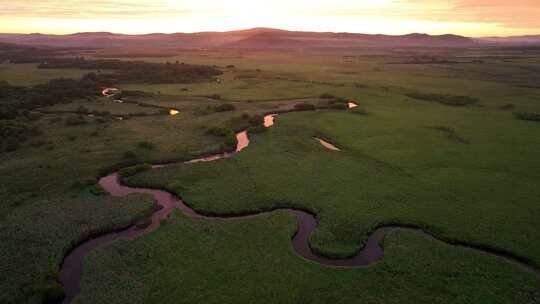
[0,28,479,48]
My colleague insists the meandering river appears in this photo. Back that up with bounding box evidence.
[59,100,539,303]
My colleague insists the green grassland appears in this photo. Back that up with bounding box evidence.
[75,211,538,304]
[0,62,106,86]
[126,106,540,262]
[0,108,250,302]
[1,46,540,303]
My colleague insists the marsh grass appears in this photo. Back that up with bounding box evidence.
[137,141,155,150]
[215,103,236,112]
[119,163,152,178]
[2,46,540,303]
[64,115,87,126]
[427,125,470,144]
[294,102,316,111]
[514,112,540,122]
[406,92,478,106]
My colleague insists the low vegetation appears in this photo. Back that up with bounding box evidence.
[194,103,237,116]
[1,45,540,303]
[0,120,42,152]
[214,103,236,112]
[119,163,152,178]
[39,57,223,84]
[406,92,478,106]
[294,102,316,111]
[427,126,469,144]
[75,211,539,304]
[0,77,101,116]
[206,126,237,151]
[514,112,540,122]
[137,141,155,150]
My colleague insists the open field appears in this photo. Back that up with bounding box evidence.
[75,211,539,304]
[1,46,540,303]
[0,62,106,86]
[128,107,540,262]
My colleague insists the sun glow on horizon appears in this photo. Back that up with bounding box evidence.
[1,0,539,36]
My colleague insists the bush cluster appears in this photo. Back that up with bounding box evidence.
[0,120,42,152]
[207,126,234,137]
[294,103,316,111]
[38,57,223,84]
[64,115,87,126]
[215,103,236,112]
[119,163,152,178]
[320,93,336,99]
[406,92,478,106]
[137,141,155,150]
[514,112,540,122]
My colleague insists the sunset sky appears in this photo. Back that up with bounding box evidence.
[1,0,539,36]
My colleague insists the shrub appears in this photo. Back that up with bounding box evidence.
[514,112,540,122]
[0,107,18,120]
[49,117,62,124]
[119,163,152,178]
[320,93,336,99]
[123,151,137,159]
[248,114,264,127]
[193,106,213,116]
[209,94,222,100]
[37,283,65,303]
[499,104,515,110]
[294,103,316,111]
[226,65,235,68]
[207,127,234,137]
[95,117,108,124]
[0,120,41,152]
[4,138,20,152]
[117,90,153,99]
[215,103,236,112]
[88,184,107,196]
[428,126,454,133]
[137,141,155,150]
[65,115,86,126]
[31,140,47,147]
[76,105,89,114]
[70,178,96,190]
[206,127,237,152]
[222,134,237,152]
[351,108,369,115]
[99,110,111,117]
[26,111,43,121]
[136,218,152,229]
[248,125,267,134]
[427,126,469,144]
[406,92,478,106]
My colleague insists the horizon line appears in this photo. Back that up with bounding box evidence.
[1,27,538,39]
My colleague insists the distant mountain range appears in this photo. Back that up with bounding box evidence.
[0,28,538,49]
[473,35,540,45]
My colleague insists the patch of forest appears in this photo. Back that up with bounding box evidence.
[38,57,223,84]
[0,76,102,119]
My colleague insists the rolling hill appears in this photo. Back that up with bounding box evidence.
[0,28,478,49]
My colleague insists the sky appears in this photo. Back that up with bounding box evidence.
[1,0,539,36]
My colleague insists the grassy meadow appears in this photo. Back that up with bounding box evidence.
[1,46,540,303]
[75,211,538,304]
